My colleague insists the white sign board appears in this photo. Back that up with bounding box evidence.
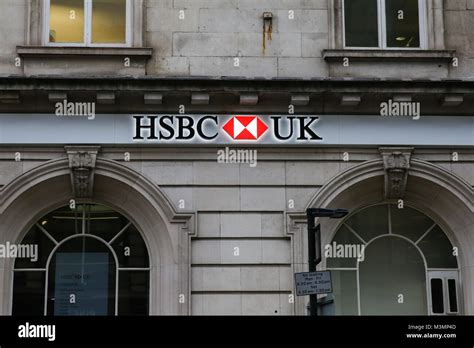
[0,114,472,146]
[295,271,332,296]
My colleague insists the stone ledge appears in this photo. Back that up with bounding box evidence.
[323,49,456,62]
[17,46,153,58]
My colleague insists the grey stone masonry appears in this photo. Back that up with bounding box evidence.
[0,0,472,79]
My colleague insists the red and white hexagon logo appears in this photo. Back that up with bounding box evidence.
[222,116,269,140]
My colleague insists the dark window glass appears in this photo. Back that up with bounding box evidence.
[84,204,130,242]
[344,0,379,47]
[430,278,444,314]
[118,271,149,315]
[390,205,434,242]
[112,225,149,268]
[448,279,458,313]
[14,225,55,269]
[13,204,150,317]
[39,206,81,242]
[47,237,116,316]
[12,271,45,315]
[385,0,420,47]
[418,226,458,269]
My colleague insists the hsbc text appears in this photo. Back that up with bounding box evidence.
[132,115,323,143]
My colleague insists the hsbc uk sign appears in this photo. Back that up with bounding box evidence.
[133,115,322,144]
[1,114,472,146]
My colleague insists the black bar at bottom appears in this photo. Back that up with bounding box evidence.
[0,316,473,346]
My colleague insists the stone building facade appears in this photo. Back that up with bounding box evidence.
[0,0,472,316]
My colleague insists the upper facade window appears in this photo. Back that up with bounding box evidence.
[343,0,427,49]
[44,0,131,46]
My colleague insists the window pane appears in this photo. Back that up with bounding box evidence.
[418,226,458,268]
[448,279,458,313]
[345,205,389,242]
[12,271,45,315]
[112,224,149,268]
[344,0,379,47]
[330,270,358,315]
[430,278,444,314]
[326,225,364,268]
[39,206,81,242]
[385,0,420,47]
[118,271,149,315]
[85,204,130,242]
[92,0,127,44]
[390,205,434,242]
[13,204,151,316]
[47,237,116,316]
[50,0,84,43]
[14,225,55,269]
[359,237,427,315]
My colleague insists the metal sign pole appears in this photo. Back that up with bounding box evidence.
[305,208,348,316]
[307,213,318,316]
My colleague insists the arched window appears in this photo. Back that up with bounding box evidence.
[322,204,460,316]
[12,204,150,316]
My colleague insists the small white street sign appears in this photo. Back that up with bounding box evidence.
[295,271,332,296]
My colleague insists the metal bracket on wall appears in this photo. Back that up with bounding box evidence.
[262,12,273,54]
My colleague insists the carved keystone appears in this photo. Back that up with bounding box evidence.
[65,146,100,198]
[379,147,413,199]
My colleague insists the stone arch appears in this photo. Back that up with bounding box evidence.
[305,159,472,263]
[303,158,473,314]
[0,157,193,315]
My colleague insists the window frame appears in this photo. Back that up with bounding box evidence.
[45,234,119,316]
[42,0,132,47]
[342,0,428,50]
[427,271,460,315]
[325,203,461,315]
[12,203,151,316]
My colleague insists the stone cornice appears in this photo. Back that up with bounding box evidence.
[323,49,456,62]
[1,76,473,115]
[1,75,474,89]
[17,46,153,58]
